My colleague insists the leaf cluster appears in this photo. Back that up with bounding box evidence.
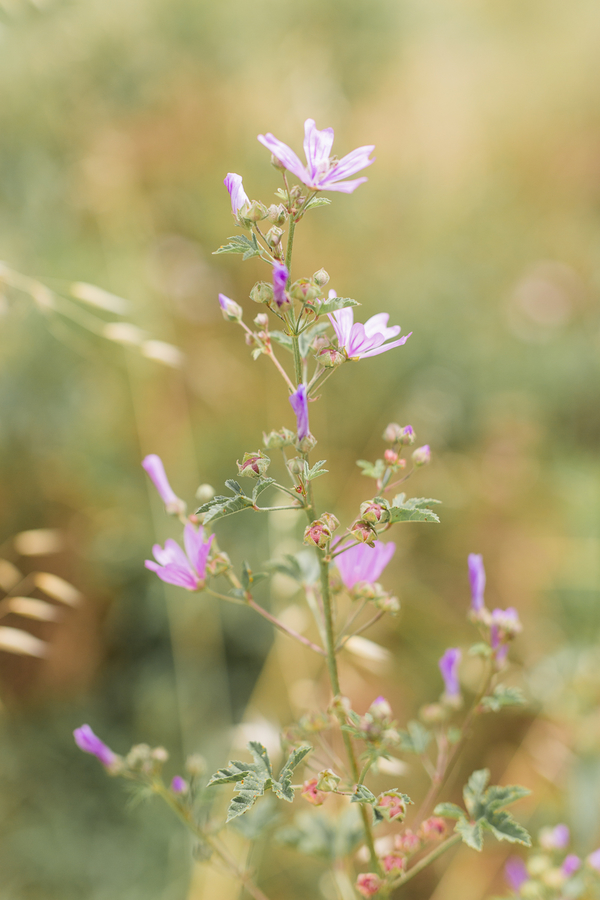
[213,233,261,260]
[196,477,275,523]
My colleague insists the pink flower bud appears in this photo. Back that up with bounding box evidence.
[304,519,332,549]
[419,816,447,841]
[384,449,399,465]
[171,775,189,794]
[142,455,186,516]
[301,778,327,806]
[236,451,271,478]
[349,520,377,547]
[395,830,422,854]
[356,873,383,897]
[368,696,392,720]
[412,444,431,466]
[376,790,408,822]
[382,854,405,874]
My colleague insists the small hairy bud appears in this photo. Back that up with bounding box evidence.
[376,790,408,822]
[218,293,243,322]
[287,457,305,476]
[360,500,390,524]
[356,873,383,897]
[263,427,295,449]
[418,817,447,841]
[295,432,318,453]
[374,593,400,614]
[185,753,207,776]
[400,425,416,445]
[254,313,269,328]
[382,854,405,874]
[368,696,392,720]
[290,278,319,302]
[267,203,287,225]
[384,449,399,465]
[320,512,340,533]
[127,743,152,768]
[304,518,333,549]
[395,830,422,854]
[207,551,232,577]
[237,451,271,478]
[301,778,327,806]
[195,483,215,503]
[151,746,169,763]
[245,332,257,346]
[412,445,431,467]
[329,695,352,716]
[313,268,330,287]
[317,347,345,368]
[244,200,268,223]
[382,423,403,443]
[250,281,274,304]
[270,153,285,171]
[266,226,284,248]
[349,519,377,547]
[316,769,341,792]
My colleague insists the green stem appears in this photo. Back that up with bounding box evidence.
[292,333,303,384]
[389,834,461,893]
[285,216,296,274]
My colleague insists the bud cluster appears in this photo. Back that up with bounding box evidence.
[303,513,339,549]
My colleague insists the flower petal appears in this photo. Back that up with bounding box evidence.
[257,133,306,182]
[357,333,411,358]
[303,118,335,180]
[326,145,375,182]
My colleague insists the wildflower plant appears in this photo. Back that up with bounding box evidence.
[75,118,534,898]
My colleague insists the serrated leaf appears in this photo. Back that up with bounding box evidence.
[388,495,441,524]
[356,459,385,480]
[307,460,328,481]
[304,196,332,211]
[455,817,484,851]
[197,493,254,523]
[274,745,312,802]
[270,330,294,352]
[398,720,432,755]
[213,234,260,259]
[434,802,465,820]
[266,554,303,582]
[484,785,531,812]
[351,784,377,804]
[298,322,330,358]
[252,477,276,502]
[225,479,244,495]
[483,810,531,846]
[481,686,527,713]
[463,769,490,818]
[249,741,273,777]
[469,643,493,658]
[316,296,361,316]
[227,791,262,821]
[208,764,252,786]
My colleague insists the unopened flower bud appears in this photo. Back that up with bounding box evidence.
[218,293,243,322]
[254,313,269,329]
[267,203,287,225]
[400,426,416,445]
[316,768,341,792]
[320,512,340,533]
[369,696,392,720]
[382,423,403,443]
[171,775,189,794]
[207,551,232,577]
[374,594,400,614]
[395,830,422,854]
[360,500,390,525]
[266,226,284,248]
[287,457,305,476]
[301,778,327,806]
[270,153,285,171]
[304,518,333,549]
[313,268,330,287]
[376,790,408,822]
[290,184,303,201]
[349,520,377,547]
[418,817,447,841]
[317,347,345,368]
[151,746,169,763]
[384,449,399,465]
[245,332,257,347]
[356,873,383,898]
[185,753,207,776]
[250,281,274,304]
[412,445,431,467]
[295,432,318,453]
[329,695,352,716]
[237,451,271,478]
[263,427,295,449]
[127,743,152,768]
[244,200,268,223]
[382,854,405,874]
[290,278,319,302]
[195,483,215,503]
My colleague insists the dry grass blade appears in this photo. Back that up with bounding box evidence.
[34,573,82,607]
[13,529,64,556]
[0,626,47,657]
[9,597,61,622]
[0,559,23,592]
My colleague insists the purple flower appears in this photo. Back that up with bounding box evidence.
[74,724,116,767]
[504,856,528,891]
[218,293,243,321]
[224,173,249,215]
[171,775,188,794]
[273,262,289,307]
[490,607,522,648]
[439,648,461,697]
[145,523,214,591]
[258,118,375,194]
[335,540,395,590]
[142,455,186,516]
[328,307,411,360]
[468,554,486,612]
[562,855,581,877]
[412,445,430,467]
[587,848,600,871]
[289,384,309,441]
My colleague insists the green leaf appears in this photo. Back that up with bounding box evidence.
[316,296,361,316]
[455,817,484,851]
[469,643,493,658]
[273,745,312,802]
[463,769,490,819]
[434,802,465,820]
[351,784,377,804]
[252,477,276,503]
[266,554,303,582]
[196,491,254,523]
[224,479,244,494]
[484,785,531,812]
[483,811,531,846]
[481,686,527,713]
[213,234,260,260]
[248,741,273,777]
[270,331,294,352]
[398,720,432,755]
[307,460,328,481]
[304,196,332,212]
[388,495,441,524]
[298,322,330,358]
[356,459,385,480]
[207,764,251,786]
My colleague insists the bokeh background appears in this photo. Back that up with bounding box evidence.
[1,0,600,897]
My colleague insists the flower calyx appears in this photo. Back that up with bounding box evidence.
[236,451,271,478]
[349,519,378,547]
[303,513,339,549]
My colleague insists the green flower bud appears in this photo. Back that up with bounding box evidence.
[360,500,390,525]
[266,226,284,248]
[287,457,306,476]
[250,281,274,304]
[270,154,285,171]
[254,313,269,328]
[244,200,268,223]
[267,203,287,225]
[412,445,431,467]
[263,427,295,449]
[237,450,271,478]
[304,517,334,549]
[295,432,318,453]
[317,347,345,368]
[349,519,377,547]
[374,593,400,614]
[316,768,341,792]
[313,268,330,287]
[320,512,340,533]
[207,551,232,577]
[289,278,319,302]
[375,790,408,822]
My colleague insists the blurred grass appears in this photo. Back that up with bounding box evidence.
[1,0,600,896]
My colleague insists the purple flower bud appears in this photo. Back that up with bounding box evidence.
[369,696,392,720]
[74,724,116,767]
[468,554,486,612]
[412,445,431,467]
[539,823,570,850]
[587,848,600,871]
[504,856,528,891]
[289,384,309,442]
[142,455,186,516]
[171,775,189,794]
[562,855,581,877]
[224,173,249,215]
[439,648,461,697]
[272,262,289,307]
[218,293,243,321]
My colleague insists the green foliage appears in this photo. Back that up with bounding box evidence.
[269,331,294,352]
[398,720,432,754]
[316,295,360,316]
[351,784,377,804]
[299,322,330,357]
[356,459,385,480]
[277,808,364,860]
[481,686,527,712]
[388,494,441,524]
[208,742,311,822]
[195,477,275,522]
[213,233,261,260]
[436,769,531,852]
[469,643,493,658]
[303,196,332,212]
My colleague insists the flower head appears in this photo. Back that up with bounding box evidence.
[328,306,411,360]
[272,262,289,307]
[439,648,461,697]
[224,173,249,215]
[289,384,309,441]
[145,523,214,591]
[171,775,189,794]
[218,293,243,322]
[504,856,528,891]
[258,118,375,194]
[142,455,186,516]
[356,873,383,898]
[335,540,395,590]
[489,607,522,649]
[562,855,581,877]
[301,778,327,806]
[74,724,116,767]
[412,445,430,467]
[468,553,486,612]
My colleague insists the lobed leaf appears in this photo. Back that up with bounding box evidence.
[481,686,527,712]
[455,817,484,851]
[434,802,465,820]
[351,784,377,804]
[213,234,260,260]
[398,720,432,755]
[483,811,531,846]
[316,296,360,316]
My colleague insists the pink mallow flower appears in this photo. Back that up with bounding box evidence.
[328,306,411,360]
[74,724,116,767]
[504,856,528,892]
[145,523,214,591]
[335,540,395,590]
[562,855,581,877]
[224,173,249,215]
[272,262,289,307]
[142,455,186,516]
[258,118,375,194]
[356,873,383,898]
[439,648,462,698]
[289,383,309,442]
[468,553,486,612]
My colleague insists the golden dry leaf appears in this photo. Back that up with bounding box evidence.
[14,528,64,556]
[9,597,60,622]
[0,626,47,657]
[34,573,82,607]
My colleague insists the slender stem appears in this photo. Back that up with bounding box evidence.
[308,367,336,398]
[335,599,369,647]
[337,610,385,649]
[265,348,295,392]
[255,505,302,512]
[285,217,296,275]
[246,597,326,656]
[291,333,303,384]
[389,834,461,893]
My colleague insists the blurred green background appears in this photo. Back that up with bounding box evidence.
[1,0,600,897]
